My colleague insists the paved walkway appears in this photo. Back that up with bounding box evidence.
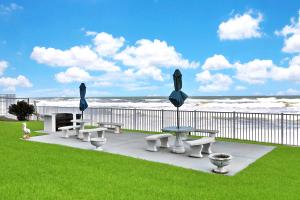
[29,131,275,176]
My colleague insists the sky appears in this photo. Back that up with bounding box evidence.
[1,0,300,97]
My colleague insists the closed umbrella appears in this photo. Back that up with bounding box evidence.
[169,69,188,128]
[79,83,88,120]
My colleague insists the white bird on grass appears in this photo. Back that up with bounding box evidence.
[22,123,31,139]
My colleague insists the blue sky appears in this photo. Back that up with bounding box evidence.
[1,0,300,97]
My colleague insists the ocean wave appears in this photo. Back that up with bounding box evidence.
[33,96,300,114]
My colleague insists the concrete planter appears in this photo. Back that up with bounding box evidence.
[90,138,107,151]
[208,153,232,174]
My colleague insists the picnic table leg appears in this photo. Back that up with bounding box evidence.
[172,132,185,153]
[77,123,84,139]
[115,126,121,134]
[75,128,79,136]
[61,130,69,138]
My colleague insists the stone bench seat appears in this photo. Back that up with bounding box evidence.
[58,125,80,138]
[185,137,215,158]
[145,133,172,152]
[190,129,219,137]
[97,122,123,134]
[79,128,107,142]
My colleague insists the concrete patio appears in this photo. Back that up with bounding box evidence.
[29,131,275,176]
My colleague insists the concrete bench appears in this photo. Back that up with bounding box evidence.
[79,128,107,142]
[145,133,172,152]
[58,125,80,138]
[97,122,123,134]
[185,137,215,158]
[191,129,219,137]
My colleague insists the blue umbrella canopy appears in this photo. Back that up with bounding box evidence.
[79,83,88,119]
[168,69,188,128]
[169,69,188,108]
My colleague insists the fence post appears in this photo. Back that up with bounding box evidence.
[233,111,236,139]
[90,108,93,126]
[161,109,164,130]
[110,108,113,123]
[281,113,284,144]
[194,110,197,129]
[134,109,137,130]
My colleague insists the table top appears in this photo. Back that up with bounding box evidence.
[97,122,123,126]
[162,126,194,133]
[71,119,89,123]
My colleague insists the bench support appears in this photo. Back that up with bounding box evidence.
[146,140,158,152]
[97,130,105,138]
[160,137,170,148]
[189,144,204,158]
[82,132,91,142]
[202,143,212,154]
[61,129,69,138]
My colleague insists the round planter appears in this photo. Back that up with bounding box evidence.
[90,138,107,151]
[208,153,233,174]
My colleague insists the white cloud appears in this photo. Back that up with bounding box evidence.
[234,56,300,84]
[115,39,199,81]
[31,32,199,89]
[93,32,125,56]
[93,71,159,91]
[124,67,164,81]
[55,67,92,83]
[31,46,120,72]
[0,60,8,75]
[196,70,232,92]
[0,60,32,91]
[277,88,300,95]
[235,59,274,84]
[235,85,247,91]
[115,39,199,69]
[0,3,23,15]
[218,10,263,40]
[121,82,158,91]
[0,75,32,92]
[202,54,232,70]
[289,54,300,65]
[85,31,97,36]
[275,10,300,53]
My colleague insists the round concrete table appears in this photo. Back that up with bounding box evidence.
[71,119,89,139]
[162,126,194,153]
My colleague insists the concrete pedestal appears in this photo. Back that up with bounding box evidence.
[162,126,194,154]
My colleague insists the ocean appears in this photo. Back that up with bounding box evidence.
[33,96,300,114]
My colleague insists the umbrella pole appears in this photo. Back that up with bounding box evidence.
[177,107,179,129]
[81,111,83,120]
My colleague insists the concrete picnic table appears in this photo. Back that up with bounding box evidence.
[71,119,90,139]
[162,126,195,154]
[97,122,123,134]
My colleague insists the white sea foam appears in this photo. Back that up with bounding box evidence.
[32,96,300,114]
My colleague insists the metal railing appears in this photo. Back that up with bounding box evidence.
[36,106,300,146]
[0,95,29,116]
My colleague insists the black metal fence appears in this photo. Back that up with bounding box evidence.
[36,106,300,146]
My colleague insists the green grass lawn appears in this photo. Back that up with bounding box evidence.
[0,121,300,199]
